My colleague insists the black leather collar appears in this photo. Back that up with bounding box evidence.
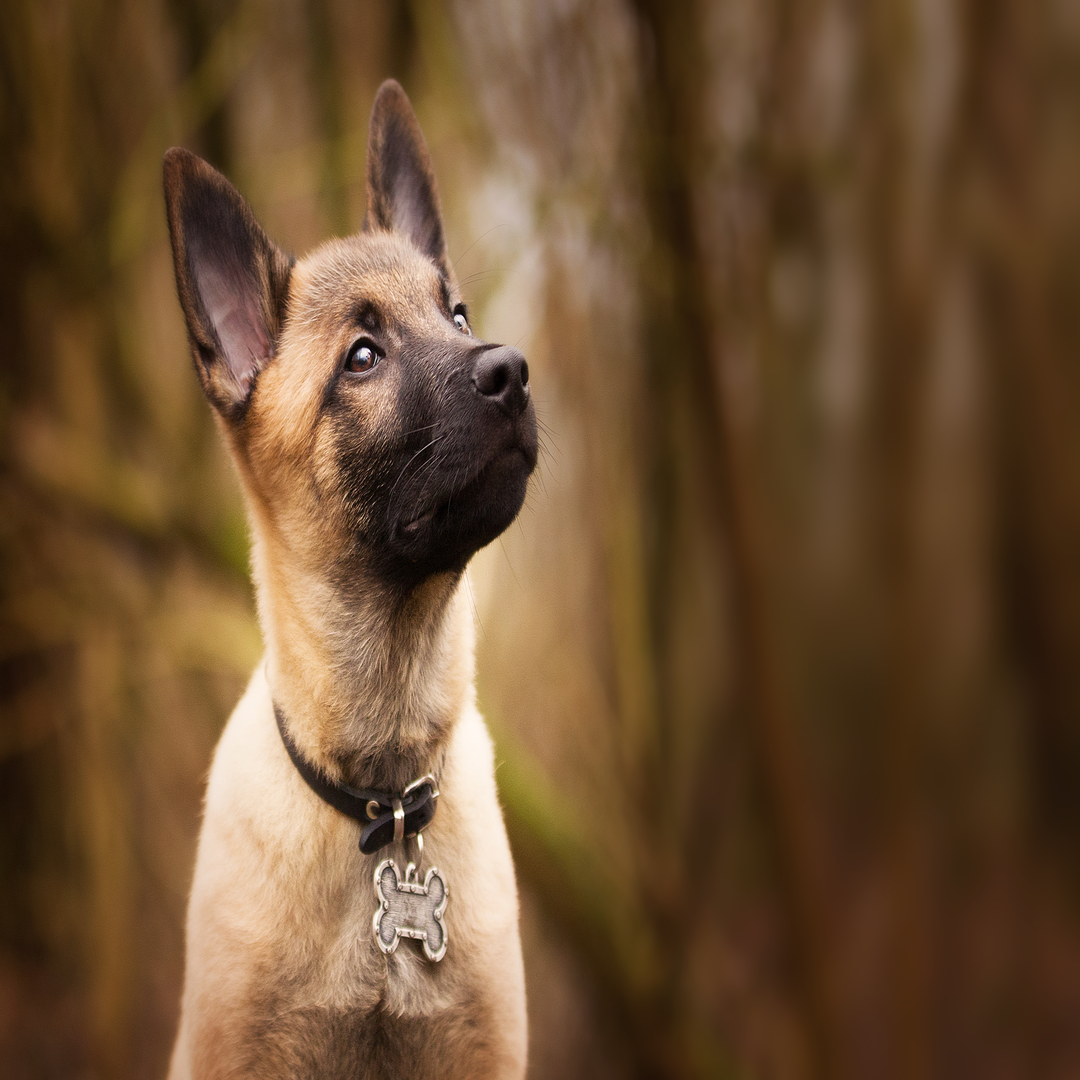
[274,705,439,855]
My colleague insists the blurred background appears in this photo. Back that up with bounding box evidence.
[3,0,1080,1076]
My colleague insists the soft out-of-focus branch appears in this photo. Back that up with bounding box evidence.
[302,0,350,235]
[963,0,1080,852]
[488,713,659,999]
[861,2,953,1074]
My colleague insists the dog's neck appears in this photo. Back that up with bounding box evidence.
[252,528,475,793]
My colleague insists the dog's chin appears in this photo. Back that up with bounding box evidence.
[387,446,534,580]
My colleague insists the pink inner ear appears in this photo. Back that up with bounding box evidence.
[200,263,269,396]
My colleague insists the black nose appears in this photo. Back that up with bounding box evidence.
[471,345,530,417]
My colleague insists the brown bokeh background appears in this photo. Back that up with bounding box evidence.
[4,0,1080,1076]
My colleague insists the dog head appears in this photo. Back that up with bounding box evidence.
[163,81,537,595]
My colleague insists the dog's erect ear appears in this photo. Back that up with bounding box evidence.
[363,80,453,281]
[163,148,292,418]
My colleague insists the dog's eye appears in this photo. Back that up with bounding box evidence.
[453,306,470,335]
[345,339,381,374]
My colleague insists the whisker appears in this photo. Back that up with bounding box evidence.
[459,269,502,288]
[497,535,523,592]
[463,571,486,642]
[535,415,560,439]
[387,435,447,506]
[413,452,454,515]
[453,223,511,266]
[399,421,441,439]
[442,463,471,521]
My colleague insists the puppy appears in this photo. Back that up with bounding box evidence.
[163,80,533,1079]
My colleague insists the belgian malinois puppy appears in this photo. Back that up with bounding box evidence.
[163,80,533,1079]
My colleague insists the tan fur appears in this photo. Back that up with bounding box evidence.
[165,90,528,1079]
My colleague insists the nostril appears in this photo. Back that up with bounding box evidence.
[472,345,529,412]
[474,359,509,398]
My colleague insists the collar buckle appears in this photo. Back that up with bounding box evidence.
[274,704,440,856]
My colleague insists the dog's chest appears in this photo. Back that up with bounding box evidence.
[228,987,500,1080]
[259,851,447,1010]
[214,887,483,1078]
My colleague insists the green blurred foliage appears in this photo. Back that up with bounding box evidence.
[4,1,1080,1078]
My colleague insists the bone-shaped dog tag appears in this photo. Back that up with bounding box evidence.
[373,859,448,962]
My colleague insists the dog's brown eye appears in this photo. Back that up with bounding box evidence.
[345,339,381,374]
[453,306,470,335]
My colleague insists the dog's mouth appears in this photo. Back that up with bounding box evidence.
[399,507,436,536]
[390,444,533,554]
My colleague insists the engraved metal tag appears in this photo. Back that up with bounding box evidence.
[372,859,448,962]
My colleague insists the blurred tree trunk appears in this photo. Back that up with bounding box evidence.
[630,0,843,1075]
